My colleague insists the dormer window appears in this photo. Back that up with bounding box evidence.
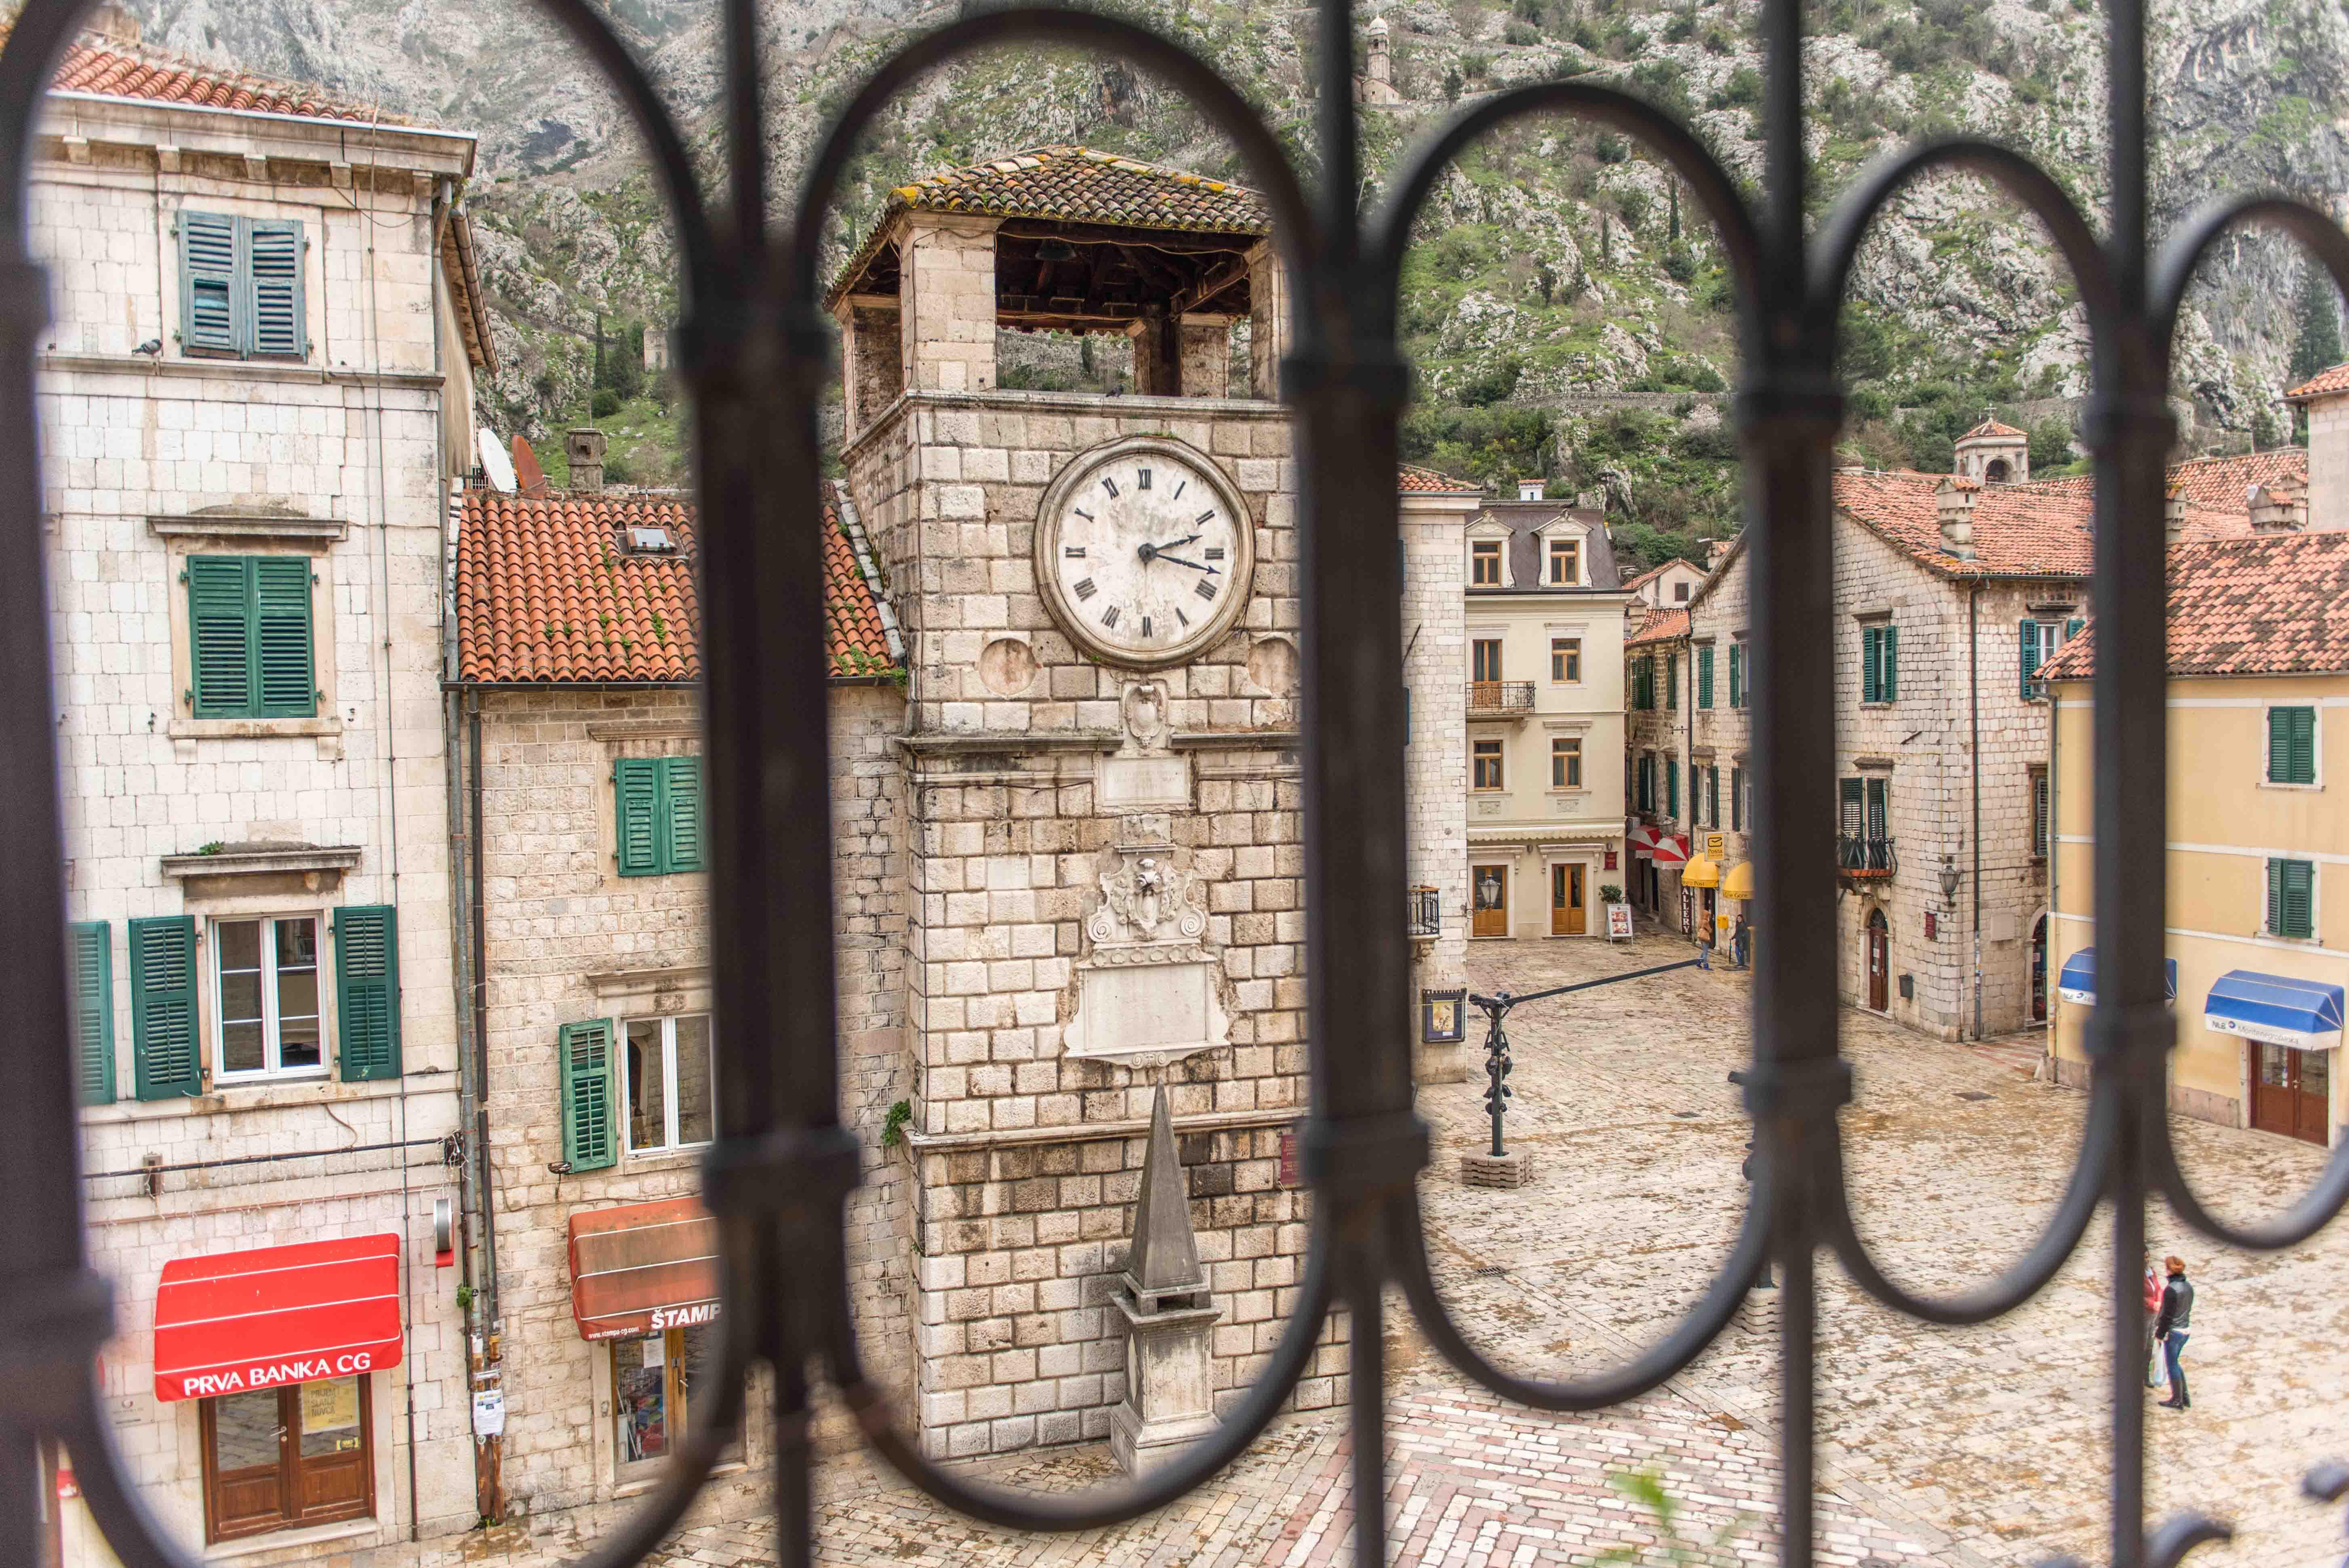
[1546,538,1581,586]
[1470,540,1504,586]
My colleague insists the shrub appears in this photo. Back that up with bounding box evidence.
[1596,131,1629,164]
[591,387,621,419]
[1720,65,1762,106]
[1505,19,1541,45]
[1663,245,1698,283]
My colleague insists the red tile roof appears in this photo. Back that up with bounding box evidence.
[1960,418,2026,439]
[12,21,406,123]
[2028,448,2307,514]
[2286,363,2349,401]
[1398,464,1479,494]
[1623,557,1701,591]
[456,484,895,684]
[2037,531,2349,679]
[1626,607,1690,646]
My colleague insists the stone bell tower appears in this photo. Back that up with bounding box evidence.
[1953,416,2029,485]
[829,145,1456,1461]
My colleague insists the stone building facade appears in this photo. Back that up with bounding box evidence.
[32,20,496,1561]
[1624,607,1692,924]
[1680,540,1755,951]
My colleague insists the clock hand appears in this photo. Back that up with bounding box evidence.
[1134,534,1201,563]
[1151,554,1218,572]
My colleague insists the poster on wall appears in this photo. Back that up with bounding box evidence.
[1605,903,1634,941]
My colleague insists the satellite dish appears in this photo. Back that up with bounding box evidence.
[477,428,517,493]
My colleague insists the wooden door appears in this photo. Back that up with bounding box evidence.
[2251,1044,2330,1146]
[202,1379,373,1544]
[2029,916,2048,1024]
[1552,864,1585,935]
[203,1389,287,1541]
[1865,909,1889,1012]
[1472,865,1509,937]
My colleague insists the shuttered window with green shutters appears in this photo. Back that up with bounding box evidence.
[69,922,114,1106]
[1861,624,1899,703]
[615,756,705,876]
[558,1019,619,1171]
[2267,859,2316,940]
[1697,646,1714,709]
[129,916,201,1101]
[177,211,306,360]
[187,556,316,718]
[1728,642,1743,708]
[334,905,403,1082]
[2267,706,2317,785]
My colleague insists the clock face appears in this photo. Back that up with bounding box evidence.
[1034,436,1255,669]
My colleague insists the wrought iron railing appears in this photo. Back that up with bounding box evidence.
[1407,885,1442,939]
[4,0,2349,1566]
[1465,680,1535,714]
[1835,833,1897,878]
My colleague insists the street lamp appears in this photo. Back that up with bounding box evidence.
[1939,855,1961,908]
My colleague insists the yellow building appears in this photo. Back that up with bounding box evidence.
[2046,530,2349,1147]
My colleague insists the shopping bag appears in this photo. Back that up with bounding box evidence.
[2148,1349,2168,1392]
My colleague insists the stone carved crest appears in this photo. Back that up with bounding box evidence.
[1065,847,1229,1067]
[1119,680,1172,756]
[1089,851,1208,949]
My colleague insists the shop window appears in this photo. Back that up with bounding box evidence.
[202,1376,371,1543]
[625,1014,716,1154]
[613,1322,719,1475]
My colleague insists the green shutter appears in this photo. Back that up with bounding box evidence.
[187,556,254,717]
[662,756,704,873]
[2269,707,2317,785]
[1666,757,1679,818]
[2270,859,2316,939]
[558,1019,619,1171]
[1862,626,1881,703]
[1665,654,1678,709]
[129,916,201,1100]
[1728,643,1742,708]
[1882,625,1898,701]
[179,211,238,355]
[1839,777,1864,836]
[1697,646,1714,708]
[334,905,402,1081]
[1731,766,1745,831]
[245,220,305,359]
[616,759,662,876]
[252,557,316,717]
[69,922,114,1106]
[1708,766,1720,827]
[2019,619,2041,697]
[1866,778,1889,840]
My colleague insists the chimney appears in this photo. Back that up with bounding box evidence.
[2164,484,2186,542]
[1935,476,1978,561]
[564,427,608,493]
[1518,478,1546,502]
[2248,483,2306,532]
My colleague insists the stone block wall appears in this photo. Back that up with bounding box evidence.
[1686,544,1751,888]
[1402,497,1470,1078]
[899,214,1001,394]
[2307,394,2349,530]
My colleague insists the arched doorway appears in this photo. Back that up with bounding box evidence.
[1865,907,1890,1012]
[2029,914,2048,1023]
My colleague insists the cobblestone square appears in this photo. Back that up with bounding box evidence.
[471,934,2347,1568]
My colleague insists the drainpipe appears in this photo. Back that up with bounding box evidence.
[467,690,504,1520]
[1685,638,1697,943]
[1970,582,1983,1041]
[2045,680,2059,1076]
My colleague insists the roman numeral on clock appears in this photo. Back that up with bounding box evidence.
[1101,476,1120,497]
[1196,509,1217,524]
[1138,468,1152,490]
[1194,578,1219,602]
[1141,615,1152,638]
[1063,545,1086,558]
[1204,546,1225,560]
[1073,507,1093,522]
[1072,578,1097,601]
[1172,480,1186,499]
[1101,605,1120,628]
[1177,607,1190,628]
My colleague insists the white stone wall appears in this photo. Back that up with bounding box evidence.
[1624,634,1690,924]
[1686,545,1753,945]
[37,104,477,1558]
[1402,495,1471,1080]
[2306,394,2349,530]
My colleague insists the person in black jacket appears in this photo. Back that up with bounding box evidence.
[2155,1255,2195,1410]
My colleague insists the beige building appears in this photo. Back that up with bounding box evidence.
[1625,556,1706,610]
[31,17,497,1559]
[1461,489,1633,940]
[2045,527,2349,1147]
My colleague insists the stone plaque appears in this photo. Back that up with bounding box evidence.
[1065,960,1228,1065]
[1098,753,1192,812]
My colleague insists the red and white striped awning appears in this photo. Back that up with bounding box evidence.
[1651,834,1689,866]
[1629,824,1660,854]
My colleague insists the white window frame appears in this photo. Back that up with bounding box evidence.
[1545,536,1583,586]
[1467,537,1508,587]
[209,911,327,1083]
[1472,737,1506,792]
[623,1013,717,1155]
[1549,634,1583,684]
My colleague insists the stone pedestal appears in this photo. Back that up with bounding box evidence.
[1111,1085,1223,1475]
[1459,1150,1529,1188]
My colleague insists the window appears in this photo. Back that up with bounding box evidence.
[1861,623,1899,704]
[616,756,705,876]
[1473,739,1505,791]
[1665,756,1679,818]
[213,916,322,1081]
[2267,706,2317,785]
[1470,540,1503,585]
[1550,637,1582,683]
[1707,765,1720,828]
[1551,737,1583,789]
[1546,537,1581,585]
[201,1376,370,1543]
[1728,642,1744,709]
[2019,615,2082,697]
[625,1014,716,1154]
[1636,752,1653,812]
[2031,770,2050,859]
[179,211,307,360]
[613,1323,719,1475]
[1665,653,1679,709]
[187,555,316,719]
[1840,777,1864,838]
[1471,638,1505,683]
[1696,646,1715,708]
[1867,777,1889,839]
[1730,766,1745,832]
[2268,858,2316,939]
[1840,777,1890,840]
[1633,655,1654,710]
[1674,580,1691,602]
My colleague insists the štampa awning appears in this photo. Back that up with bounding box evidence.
[2054,948,2175,1006]
[2202,970,2346,1051]
[153,1233,403,1401]
[569,1197,721,1341]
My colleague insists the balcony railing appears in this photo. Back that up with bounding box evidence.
[1407,885,1441,938]
[1837,834,1896,878]
[1466,680,1535,715]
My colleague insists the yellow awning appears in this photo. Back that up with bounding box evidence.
[1722,861,1753,899]
[1681,854,1720,889]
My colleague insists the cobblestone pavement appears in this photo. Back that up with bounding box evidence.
[470,934,2349,1568]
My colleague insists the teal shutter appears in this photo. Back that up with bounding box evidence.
[1697,646,1714,708]
[1666,654,1678,709]
[615,759,662,876]
[69,921,114,1106]
[252,556,316,717]
[1708,766,1720,826]
[1728,644,1742,708]
[1866,778,1889,840]
[2270,859,2316,939]
[1882,625,1898,701]
[187,556,254,717]
[1730,766,1745,831]
[558,1019,619,1171]
[129,916,201,1100]
[178,210,238,355]
[662,757,704,873]
[245,220,305,359]
[2269,707,2317,785]
[334,905,402,1081]
[1666,757,1679,818]
[2019,619,2041,696]
[1839,777,1864,836]
[1862,627,1880,702]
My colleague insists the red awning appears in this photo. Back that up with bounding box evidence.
[153,1233,403,1402]
[1652,834,1689,866]
[568,1198,720,1341]
[1629,824,1659,853]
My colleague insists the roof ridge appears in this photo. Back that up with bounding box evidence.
[7,17,408,125]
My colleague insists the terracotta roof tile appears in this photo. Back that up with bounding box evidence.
[2029,448,2307,515]
[456,483,895,684]
[2286,362,2349,400]
[1960,418,2026,439]
[10,21,406,124]
[1622,557,1701,591]
[1626,607,1690,646]
[1397,463,1478,494]
[2038,530,2349,679]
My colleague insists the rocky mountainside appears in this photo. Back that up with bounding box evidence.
[108,0,2349,548]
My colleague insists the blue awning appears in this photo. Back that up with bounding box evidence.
[2056,948,2176,1006]
[2203,970,2346,1052]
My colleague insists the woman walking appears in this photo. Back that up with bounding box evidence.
[2155,1256,2195,1410]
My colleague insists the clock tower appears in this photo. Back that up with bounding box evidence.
[831,146,1465,1459]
